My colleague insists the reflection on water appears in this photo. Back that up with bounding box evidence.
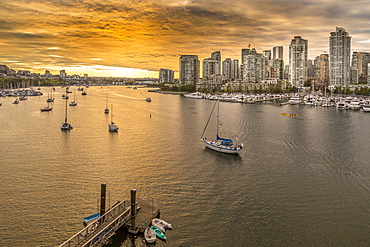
[0,87,369,246]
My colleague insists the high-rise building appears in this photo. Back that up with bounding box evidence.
[179,55,200,85]
[307,59,315,78]
[203,58,219,78]
[232,60,239,80]
[289,36,308,88]
[211,51,221,75]
[272,59,284,80]
[263,50,272,60]
[241,48,265,83]
[352,52,370,77]
[314,54,329,85]
[273,46,283,60]
[329,27,351,87]
[159,68,174,83]
[222,58,233,80]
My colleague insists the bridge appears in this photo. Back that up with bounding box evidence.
[60,188,160,247]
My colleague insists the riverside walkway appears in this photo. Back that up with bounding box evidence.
[60,191,159,247]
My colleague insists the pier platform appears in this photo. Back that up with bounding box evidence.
[60,191,160,247]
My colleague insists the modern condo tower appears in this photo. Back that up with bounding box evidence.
[273,46,283,60]
[289,36,308,88]
[179,55,200,85]
[329,27,351,87]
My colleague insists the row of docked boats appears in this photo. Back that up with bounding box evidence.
[183,92,288,103]
[144,218,172,243]
[288,95,370,111]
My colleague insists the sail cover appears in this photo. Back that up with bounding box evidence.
[216,134,233,145]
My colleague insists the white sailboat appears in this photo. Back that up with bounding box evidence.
[69,90,77,106]
[104,93,109,114]
[61,94,73,130]
[200,100,243,154]
[108,104,118,132]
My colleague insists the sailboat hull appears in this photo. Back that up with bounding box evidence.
[201,139,242,154]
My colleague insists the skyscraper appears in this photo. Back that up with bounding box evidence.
[289,36,308,88]
[241,48,265,83]
[352,52,370,77]
[329,27,351,87]
[179,55,200,85]
[203,58,219,78]
[211,51,221,75]
[273,46,283,60]
[159,68,174,83]
[222,58,233,80]
[314,54,329,85]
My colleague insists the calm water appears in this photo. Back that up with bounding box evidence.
[0,86,369,246]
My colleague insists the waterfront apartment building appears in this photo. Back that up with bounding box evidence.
[159,68,174,83]
[272,59,284,80]
[263,50,272,60]
[352,52,370,77]
[222,58,239,80]
[241,48,265,83]
[211,51,221,75]
[329,27,351,87]
[222,58,232,80]
[289,36,308,88]
[203,58,219,78]
[314,54,329,85]
[179,55,200,85]
[273,46,283,60]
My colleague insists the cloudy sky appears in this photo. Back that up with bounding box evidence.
[1,0,370,78]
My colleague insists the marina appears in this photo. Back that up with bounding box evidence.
[0,86,369,246]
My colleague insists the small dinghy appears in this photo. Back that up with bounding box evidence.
[150,226,166,240]
[144,227,156,243]
[152,218,172,233]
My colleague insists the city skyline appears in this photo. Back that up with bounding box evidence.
[1,0,370,78]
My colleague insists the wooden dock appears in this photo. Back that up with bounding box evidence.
[126,198,160,233]
[60,189,160,247]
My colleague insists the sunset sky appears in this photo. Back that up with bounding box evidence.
[1,0,370,78]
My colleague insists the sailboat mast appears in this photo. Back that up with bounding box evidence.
[111,104,113,123]
[216,100,220,137]
[65,95,68,122]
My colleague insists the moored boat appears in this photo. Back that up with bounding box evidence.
[61,94,73,130]
[108,104,119,132]
[41,106,53,111]
[152,218,172,232]
[144,227,156,243]
[362,104,370,112]
[150,226,166,240]
[183,92,203,99]
[288,97,300,105]
[200,100,243,155]
[336,102,349,110]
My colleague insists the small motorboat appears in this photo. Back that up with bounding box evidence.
[144,227,156,243]
[152,218,172,232]
[150,226,166,240]
[12,99,19,104]
[145,97,151,102]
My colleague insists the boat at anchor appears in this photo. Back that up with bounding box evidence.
[200,100,243,154]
